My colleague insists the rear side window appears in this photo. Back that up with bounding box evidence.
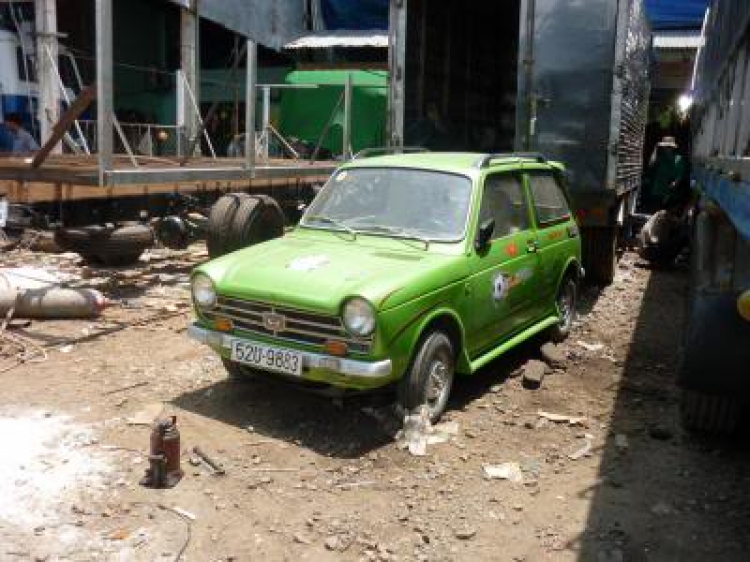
[479,173,530,240]
[528,173,571,225]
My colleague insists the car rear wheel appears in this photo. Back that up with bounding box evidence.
[550,276,577,342]
[398,331,455,424]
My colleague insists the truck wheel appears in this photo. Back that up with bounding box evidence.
[583,227,617,285]
[550,275,577,342]
[55,224,154,266]
[222,358,256,382]
[228,195,285,253]
[206,193,248,258]
[681,389,741,434]
[398,331,455,424]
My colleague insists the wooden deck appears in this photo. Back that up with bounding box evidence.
[0,154,337,204]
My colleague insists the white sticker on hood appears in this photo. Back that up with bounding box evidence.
[287,255,330,272]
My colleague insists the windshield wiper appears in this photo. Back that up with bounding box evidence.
[357,225,431,249]
[305,215,357,239]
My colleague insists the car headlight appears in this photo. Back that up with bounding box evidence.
[342,298,376,337]
[192,274,217,310]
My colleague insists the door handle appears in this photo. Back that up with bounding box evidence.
[526,240,539,253]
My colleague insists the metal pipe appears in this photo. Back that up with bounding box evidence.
[522,0,536,151]
[387,0,407,148]
[343,73,353,159]
[262,86,271,160]
[95,0,114,185]
[245,40,258,172]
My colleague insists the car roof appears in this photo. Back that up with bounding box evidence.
[342,152,560,176]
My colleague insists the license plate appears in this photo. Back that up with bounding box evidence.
[230,339,303,377]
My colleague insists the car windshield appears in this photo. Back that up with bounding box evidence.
[301,167,473,242]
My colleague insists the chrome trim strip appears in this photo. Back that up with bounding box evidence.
[188,324,390,379]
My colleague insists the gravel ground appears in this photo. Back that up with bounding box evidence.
[1,245,749,561]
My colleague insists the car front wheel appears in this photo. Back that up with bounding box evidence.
[398,331,455,423]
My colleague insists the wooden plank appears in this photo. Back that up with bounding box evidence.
[31,85,97,169]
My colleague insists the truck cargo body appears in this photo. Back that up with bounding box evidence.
[388,0,651,283]
[681,0,750,432]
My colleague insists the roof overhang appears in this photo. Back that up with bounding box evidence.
[285,31,388,50]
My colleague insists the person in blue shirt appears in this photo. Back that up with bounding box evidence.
[0,113,39,155]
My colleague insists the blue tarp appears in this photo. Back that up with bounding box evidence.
[321,1,709,33]
[321,0,388,31]
[645,0,709,30]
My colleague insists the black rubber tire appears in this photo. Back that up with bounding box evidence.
[228,195,285,253]
[206,193,249,258]
[55,224,154,266]
[549,275,577,343]
[582,227,617,286]
[222,358,256,382]
[681,389,741,434]
[398,331,455,424]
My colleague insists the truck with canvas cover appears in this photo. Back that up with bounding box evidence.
[387,0,651,284]
[681,0,750,433]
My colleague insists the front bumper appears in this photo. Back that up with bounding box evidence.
[187,324,393,380]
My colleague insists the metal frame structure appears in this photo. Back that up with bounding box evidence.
[0,0,337,189]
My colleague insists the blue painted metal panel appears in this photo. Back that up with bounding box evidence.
[695,166,750,242]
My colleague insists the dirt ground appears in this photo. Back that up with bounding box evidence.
[1,244,749,562]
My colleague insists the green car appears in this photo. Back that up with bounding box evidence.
[189,152,582,421]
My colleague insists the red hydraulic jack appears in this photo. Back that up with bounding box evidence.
[140,416,183,488]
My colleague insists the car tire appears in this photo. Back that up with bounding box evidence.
[222,358,256,382]
[228,195,285,253]
[55,224,154,266]
[206,193,249,258]
[550,275,577,343]
[398,331,455,424]
[681,389,741,434]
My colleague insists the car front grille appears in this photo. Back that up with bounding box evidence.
[206,296,373,354]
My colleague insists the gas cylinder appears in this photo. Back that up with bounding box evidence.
[141,416,183,488]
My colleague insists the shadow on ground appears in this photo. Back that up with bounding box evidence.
[171,376,396,459]
[575,265,750,561]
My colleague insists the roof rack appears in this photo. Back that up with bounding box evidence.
[352,146,430,160]
[475,152,547,169]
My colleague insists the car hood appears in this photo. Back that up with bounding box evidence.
[197,231,467,314]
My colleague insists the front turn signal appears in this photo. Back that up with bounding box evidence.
[214,317,234,332]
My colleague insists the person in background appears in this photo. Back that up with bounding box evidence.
[0,113,39,155]
[643,136,687,213]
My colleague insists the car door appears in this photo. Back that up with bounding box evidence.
[525,169,577,307]
[463,171,542,358]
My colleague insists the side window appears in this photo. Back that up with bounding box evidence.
[528,173,571,225]
[479,174,530,240]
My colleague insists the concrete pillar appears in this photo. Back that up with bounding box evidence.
[180,3,200,149]
[95,0,114,185]
[35,0,61,152]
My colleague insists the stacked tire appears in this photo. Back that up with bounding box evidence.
[55,224,154,266]
[206,193,285,258]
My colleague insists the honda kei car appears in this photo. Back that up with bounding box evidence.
[189,151,582,421]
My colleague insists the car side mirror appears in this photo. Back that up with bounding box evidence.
[475,219,495,251]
